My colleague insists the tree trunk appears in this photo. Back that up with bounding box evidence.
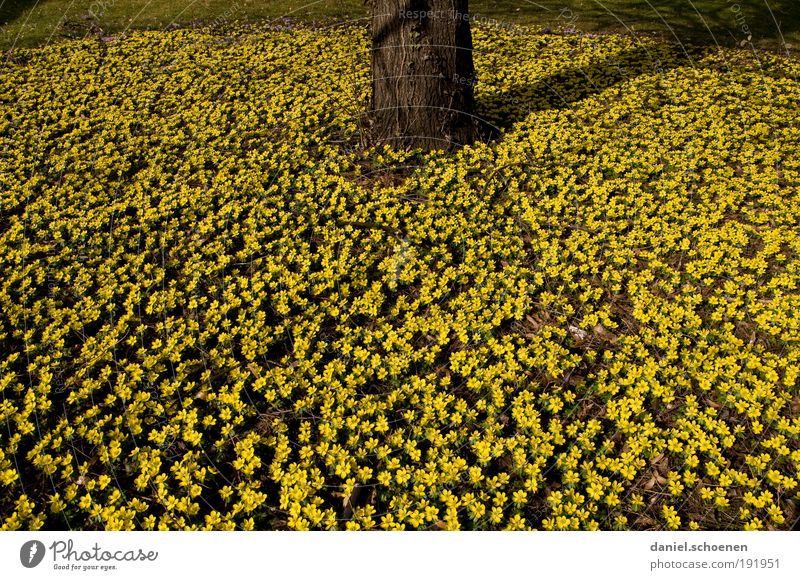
[369,0,477,151]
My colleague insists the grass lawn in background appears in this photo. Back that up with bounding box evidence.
[1,1,799,51]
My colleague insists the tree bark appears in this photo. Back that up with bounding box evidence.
[369,0,477,151]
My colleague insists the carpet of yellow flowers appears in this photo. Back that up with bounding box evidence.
[1,23,799,531]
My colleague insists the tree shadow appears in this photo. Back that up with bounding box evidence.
[0,0,41,27]
[474,41,721,134]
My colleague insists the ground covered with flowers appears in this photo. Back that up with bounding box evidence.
[1,23,799,531]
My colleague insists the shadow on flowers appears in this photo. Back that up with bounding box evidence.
[475,41,714,134]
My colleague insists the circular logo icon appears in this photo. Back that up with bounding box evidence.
[20,540,46,568]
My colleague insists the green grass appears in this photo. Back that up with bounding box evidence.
[1,0,799,51]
